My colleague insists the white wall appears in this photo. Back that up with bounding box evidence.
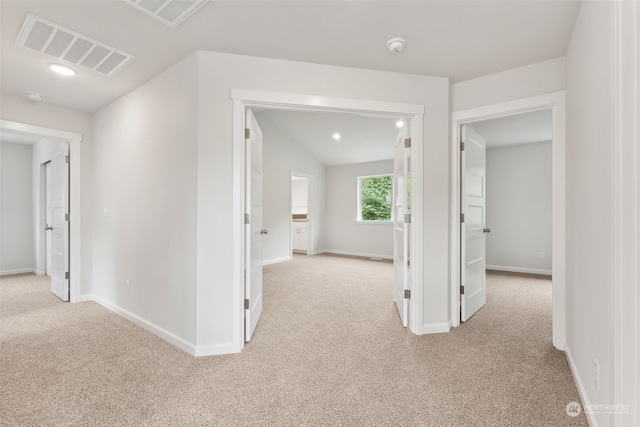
[451,57,565,111]
[91,54,199,350]
[197,51,450,349]
[0,142,34,275]
[566,1,640,426]
[0,93,92,296]
[325,160,394,259]
[259,115,326,264]
[485,141,552,274]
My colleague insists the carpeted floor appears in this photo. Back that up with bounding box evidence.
[0,254,587,426]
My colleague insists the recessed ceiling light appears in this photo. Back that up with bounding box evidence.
[25,91,44,102]
[332,133,341,140]
[396,120,405,128]
[48,63,77,76]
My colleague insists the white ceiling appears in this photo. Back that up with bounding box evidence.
[0,1,581,113]
[254,109,402,166]
[255,107,552,166]
[472,109,553,148]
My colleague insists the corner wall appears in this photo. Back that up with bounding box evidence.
[565,1,616,426]
[91,54,199,351]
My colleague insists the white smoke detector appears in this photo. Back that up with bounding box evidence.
[25,91,44,102]
[386,37,406,54]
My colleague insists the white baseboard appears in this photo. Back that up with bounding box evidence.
[0,268,37,276]
[316,249,393,261]
[263,256,292,266]
[75,294,93,303]
[35,269,46,276]
[565,346,598,427]
[422,322,451,334]
[91,294,197,356]
[486,265,552,276]
[194,342,238,356]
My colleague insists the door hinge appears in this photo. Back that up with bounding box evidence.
[64,155,70,164]
[245,128,250,139]
[65,272,69,280]
[244,214,250,224]
[404,213,411,224]
[460,141,465,151]
[65,213,70,221]
[404,138,411,148]
[404,289,411,299]
[460,213,465,223]
[244,299,250,309]
[460,285,465,294]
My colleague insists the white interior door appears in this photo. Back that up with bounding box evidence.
[50,145,69,301]
[45,161,53,276]
[245,109,264,341]
[393,127,410,327]
[461,124,487,321]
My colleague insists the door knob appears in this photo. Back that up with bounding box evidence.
[44,224,53,231]
[483,227,491,233]
[260,229,269,235]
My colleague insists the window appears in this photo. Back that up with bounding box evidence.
[358,174,393,222]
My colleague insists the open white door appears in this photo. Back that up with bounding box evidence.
[393,127,410,327]
[45,162,53,276]
[50,145,69,301]
[245,109,264,342]
[460,124,488,321]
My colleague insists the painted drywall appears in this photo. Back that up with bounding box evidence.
[0,142,34,274]
[325,160,394,259]
[196,51,450,348]
[259,115,326,264]
[565,2,615,426]
[0,93,92,296]
[91,54,199,348]
[451,58,565,111]
[485,141,552,274]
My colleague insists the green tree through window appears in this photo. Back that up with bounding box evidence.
[359,175,392,221]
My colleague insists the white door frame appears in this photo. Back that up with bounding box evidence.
[231,89,425,352]
[450,91,566,350]
[0,119,83,303]
[290,171,313,256]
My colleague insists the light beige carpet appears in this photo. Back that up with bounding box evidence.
[0,255,587,426]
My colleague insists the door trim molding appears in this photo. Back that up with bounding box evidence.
[0,119,83,303]
[231,89,425,352]
[450,91,566,350]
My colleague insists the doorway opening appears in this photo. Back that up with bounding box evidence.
[0,120,82,302]
[231,90,425,352]
[290,173,311,256]
[451,92,566,350]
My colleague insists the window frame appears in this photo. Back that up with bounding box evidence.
[357,173,394,223]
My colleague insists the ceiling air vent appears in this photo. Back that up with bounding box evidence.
[123,0,209,28]
[16,14,134,77]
